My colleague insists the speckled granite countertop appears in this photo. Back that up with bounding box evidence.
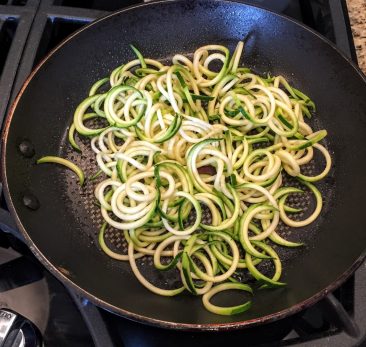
[346,0,366,73]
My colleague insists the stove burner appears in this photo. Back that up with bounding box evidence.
[0,240,95,346]
[0,248,49,334]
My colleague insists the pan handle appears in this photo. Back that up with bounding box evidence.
[0,309,42,347]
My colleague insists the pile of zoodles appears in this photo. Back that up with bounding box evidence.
[38,41,331,316]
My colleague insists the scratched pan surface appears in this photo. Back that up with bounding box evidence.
[2,0,366,330]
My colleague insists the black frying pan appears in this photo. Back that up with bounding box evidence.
[2,0,366,330]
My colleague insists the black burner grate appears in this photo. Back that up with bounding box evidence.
[0,0,38,126]
[0,18,17,76]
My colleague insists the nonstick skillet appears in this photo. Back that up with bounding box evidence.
[2,0,366,330]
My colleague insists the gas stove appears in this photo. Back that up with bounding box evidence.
[0,1,364,346]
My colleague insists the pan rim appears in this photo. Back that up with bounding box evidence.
[2,0,366,331]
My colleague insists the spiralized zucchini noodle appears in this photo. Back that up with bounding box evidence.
[47,42,332,316]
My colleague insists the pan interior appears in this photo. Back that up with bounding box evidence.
[59,75,334,289]
[3,0,366,327]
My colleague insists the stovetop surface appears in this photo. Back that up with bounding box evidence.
[0,1,364,346]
